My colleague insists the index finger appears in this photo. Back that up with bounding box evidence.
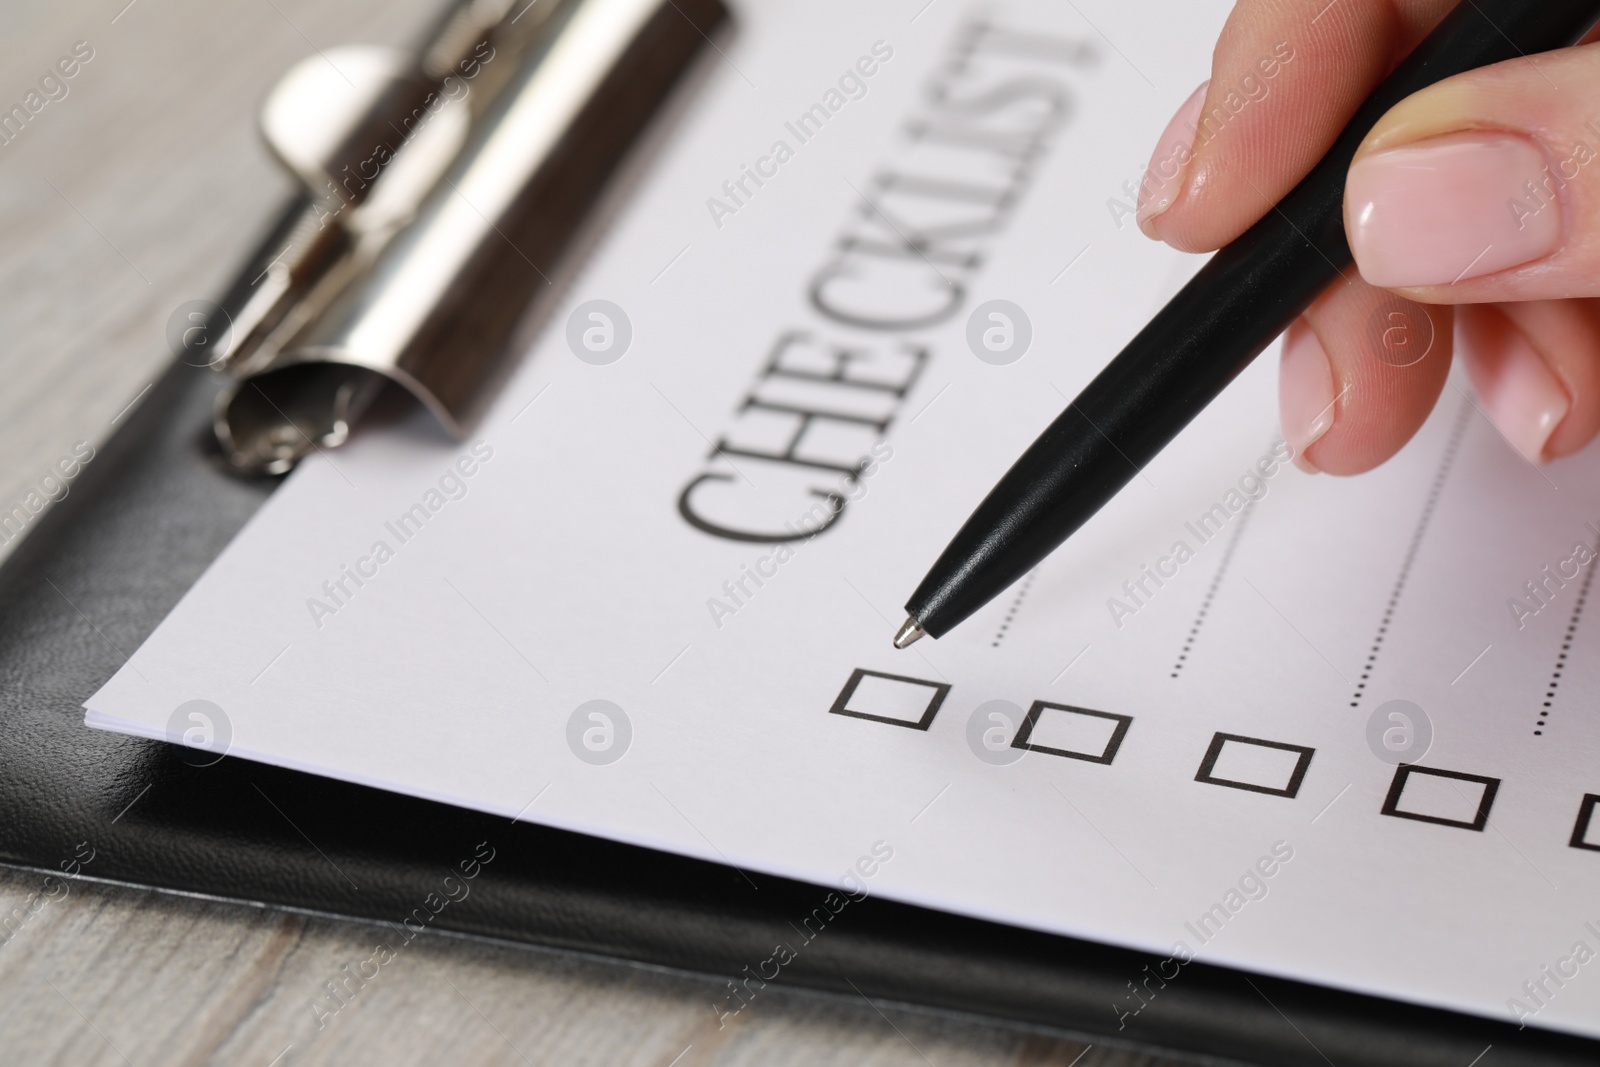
[1137,0,1457,253]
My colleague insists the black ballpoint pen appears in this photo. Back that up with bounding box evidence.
[893,0,1600,650]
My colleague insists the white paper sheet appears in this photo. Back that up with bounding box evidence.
[87,0,1600,1038]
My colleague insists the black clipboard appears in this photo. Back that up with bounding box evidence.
[0,355,1594,1067]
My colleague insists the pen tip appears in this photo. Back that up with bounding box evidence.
[892,617,926,650]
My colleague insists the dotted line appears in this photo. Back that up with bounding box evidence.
[1537,558,1596,736]
[1349,399,1472,709]
[992,569,1037,648]
[1171,499,1256,678]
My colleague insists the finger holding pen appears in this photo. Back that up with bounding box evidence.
[1135,0,1600,472]
[1343,50,1600,466]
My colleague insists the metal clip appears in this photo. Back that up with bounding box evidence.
[209,0,727,474]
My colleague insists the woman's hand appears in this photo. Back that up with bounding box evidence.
[1136,0,1600,473]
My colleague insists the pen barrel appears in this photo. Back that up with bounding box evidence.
[906,210,1341,636]
[907,0,1600,637]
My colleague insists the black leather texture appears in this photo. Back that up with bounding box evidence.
[0,358,1592,1067]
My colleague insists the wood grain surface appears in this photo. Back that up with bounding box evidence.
[0,1,1190,1063]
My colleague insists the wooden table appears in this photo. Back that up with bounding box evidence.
[0,1,1185,1062]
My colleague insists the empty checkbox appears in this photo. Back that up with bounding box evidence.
[1195,733,1314,798]
[1011,702,1131,764]
[1570,795,1600,851]
[1381,765,1499,831]
[828,668,949,730]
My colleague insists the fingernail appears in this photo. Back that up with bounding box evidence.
[1467,326,1568,463]
[1280,328,1336,473]
[1136,81,1208,234]
[1347,132,1560,288]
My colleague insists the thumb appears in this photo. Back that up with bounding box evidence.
[1345,43,1600,303]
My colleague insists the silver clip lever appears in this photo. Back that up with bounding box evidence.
[195,0,728,475]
